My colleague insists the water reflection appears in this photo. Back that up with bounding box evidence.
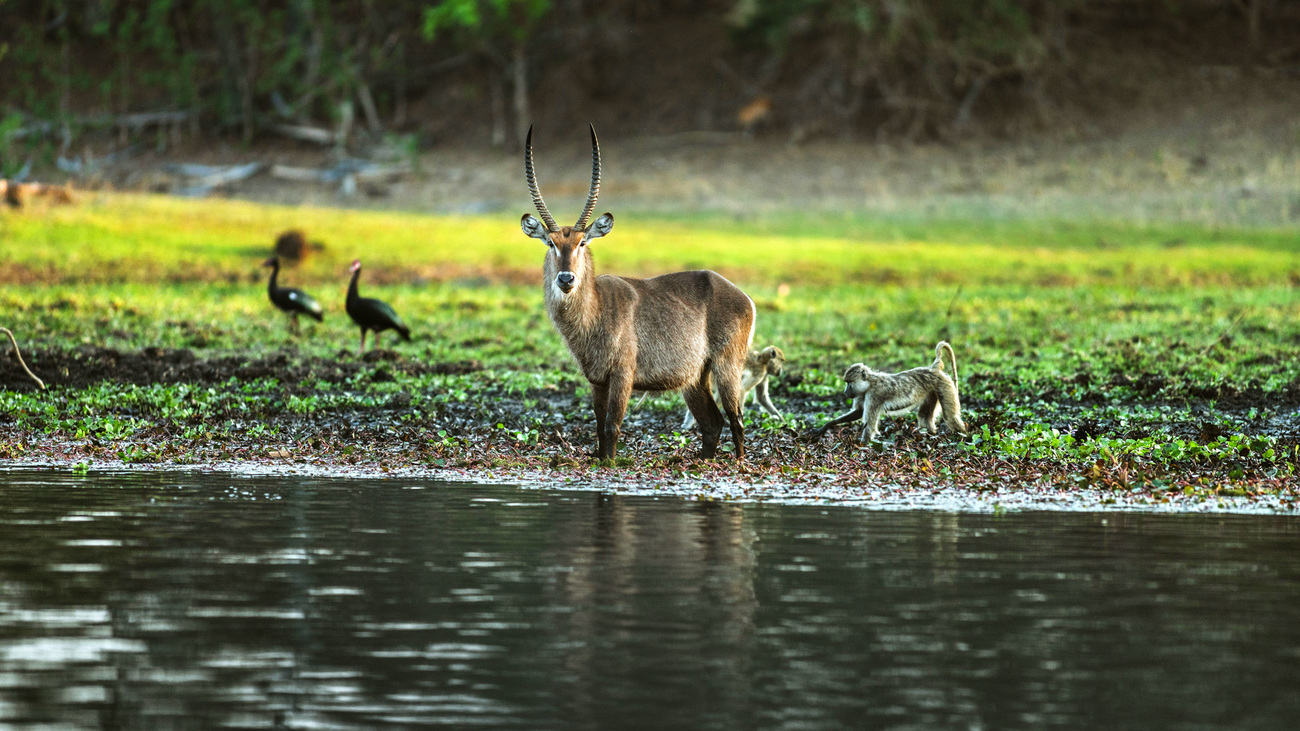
[0,470,1298,729]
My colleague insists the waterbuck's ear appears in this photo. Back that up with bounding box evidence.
[584,212,614,242]
[521,214,550,242]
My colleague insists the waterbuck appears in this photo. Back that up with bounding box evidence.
[521,125,756,461]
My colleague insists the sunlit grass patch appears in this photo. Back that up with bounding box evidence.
[4,191,1300,287]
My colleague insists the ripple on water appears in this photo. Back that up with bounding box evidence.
[0,469,1298,730]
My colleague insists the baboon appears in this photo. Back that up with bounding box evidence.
[806,341,967,443]
[682,345,786,429]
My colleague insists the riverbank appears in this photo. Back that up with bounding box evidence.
[2,192,1298,506]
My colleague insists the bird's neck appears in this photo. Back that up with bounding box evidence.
[347,270,360,303]
[267,264,279,292]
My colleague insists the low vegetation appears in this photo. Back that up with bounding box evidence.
[1,192,1298,503]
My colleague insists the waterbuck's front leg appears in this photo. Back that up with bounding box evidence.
[590,382,609,459]
[600,372,637,457]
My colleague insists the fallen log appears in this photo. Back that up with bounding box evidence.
[163,162,264,197]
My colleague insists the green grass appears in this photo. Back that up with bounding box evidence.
[2,191,1299,488]
[4,192,1300,287]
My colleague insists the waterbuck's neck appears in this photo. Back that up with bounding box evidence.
[543,246,600,344]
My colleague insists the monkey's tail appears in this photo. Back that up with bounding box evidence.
[1,327,46,390]
[936,341,958,392]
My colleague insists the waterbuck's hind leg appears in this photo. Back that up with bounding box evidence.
[712,362,746,462]
[683,378,724,459]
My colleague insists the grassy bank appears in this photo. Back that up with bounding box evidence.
[2,193,1299,497]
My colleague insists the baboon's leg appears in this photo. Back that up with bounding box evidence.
[591,382,610,458]
[939,386,968,434]
[806,398,863,440]
[861,399,885,442]
[683,376,724,459]
[755,378,786,423]
[917,393,940,434]
[602,372,634,460]
[713,362,746,461]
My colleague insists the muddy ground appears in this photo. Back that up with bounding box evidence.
[3,345,1299,512]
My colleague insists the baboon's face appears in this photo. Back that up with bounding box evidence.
[763,346,786,377]
[842,364,870,397]
[522,213,613,298]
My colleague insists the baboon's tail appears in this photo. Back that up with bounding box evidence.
[2,327,45,390]
[936,341,958,392]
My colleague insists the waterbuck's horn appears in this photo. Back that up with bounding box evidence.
[575,123,601,231]
[524,125,558,233]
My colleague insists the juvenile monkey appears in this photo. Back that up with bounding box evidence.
[806,341,967,443]
[682,345,787,430]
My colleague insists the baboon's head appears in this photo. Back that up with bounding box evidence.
[758,345,786,377]
[842,363,871,397]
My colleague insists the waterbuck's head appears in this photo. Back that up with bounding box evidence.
[520,124,613,298]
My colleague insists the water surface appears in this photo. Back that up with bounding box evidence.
[1,469,1298,729]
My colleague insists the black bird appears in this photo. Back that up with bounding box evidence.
[346,259,410,355]
[263,256,324,333]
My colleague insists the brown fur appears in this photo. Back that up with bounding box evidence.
[682,345,786,429]
[522,126,755,461]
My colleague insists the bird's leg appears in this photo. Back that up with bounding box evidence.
[290,313,300,335]
[358,330,366,357]
[373,332,382,350]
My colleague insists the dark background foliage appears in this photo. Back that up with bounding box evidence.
[0,0,1294,152]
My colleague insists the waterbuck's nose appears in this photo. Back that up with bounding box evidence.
[556,271,576,292]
